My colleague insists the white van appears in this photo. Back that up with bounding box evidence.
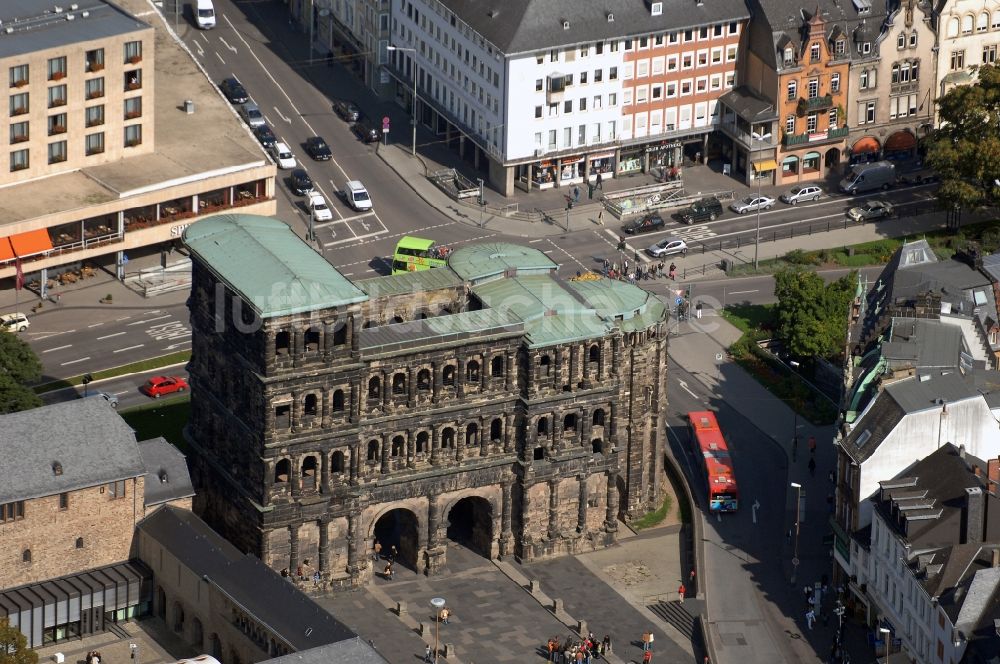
[343,180,372,211]
[194,0,216,29]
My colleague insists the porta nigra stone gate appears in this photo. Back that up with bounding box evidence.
[183,215,668,587]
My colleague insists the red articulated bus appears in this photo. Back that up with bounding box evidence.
[688,410,738,513]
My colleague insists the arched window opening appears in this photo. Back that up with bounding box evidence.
[443,365,456,386]
[564,413,578,432]
[274,459,290,484]
[537,417,549,435]
[592,409,606,426]
[391,315,405,324]
[275,330,290,356]
[332,389,345,412]
[392,373,407,395]
[539,355,552,376]
[301,456,317,480]
[23,549,31,563]
[332,321,348,346]
[331,451,345,473]
[368,376,381,400]
[442,428,456,449]
[490,418,503,442]
[491,356,504,377]
[274,404,291,428]
[417,369,431,391]
[416,431,429,454]
[466,360,480,382]
[367,440,380,462]
[466,423,479,446]
[304,327,320,351]
[76,537,84,549]
[592,439,604,454]
[391,436,405,457]
[304,394,318,416]
[589,344,600,363]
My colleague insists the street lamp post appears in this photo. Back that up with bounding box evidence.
[790,481,802,586]
[879,626,891,664]
[386,46,417,156]
[430,597,446,663]
[751,121,772,270]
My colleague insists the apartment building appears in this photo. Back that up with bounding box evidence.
[935,0,1000,105]
[386,0,748,195]
[305,0,392,91]
[0,0,275,289]
[847,0,936,163]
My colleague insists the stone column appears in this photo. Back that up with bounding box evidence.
[598,340,606,381]
[611,337,621,376]
[324,320,335,355]
[568,345,577,389]
[318,520,329,573]
[348,315,358,352]
[505,353,514,392]
[548,479,560,540]
[480,356,488,392]
[407,368,417,408]
[320,451,330,493]
[580,409,590,448]
[605,471,619,532]
[456,425,466,462]
[521,480,533,543]
[432,363,442,403]
[553,347,562,389]
[288,524,299,572]
[290,457,301,497]
[457,358,466,398]
[381,371,390,410]
[381,434,391,474]
[347,511,361,571]
[349,382,360,424]
[577,475,588,533]
[503,413,515,454]
[431,427,441,465]
[479,417,489,456]
[290,391,301,433]
[349,444,360,484]
[428,497,441,548]
[552,413,563,453]
[407,432,416,469]
[293,329,304,367]
[500,481,513,555]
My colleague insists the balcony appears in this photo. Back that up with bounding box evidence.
[796,94,833,115]
[890,80,920,95]
[719,118,773,149]
[783,125,849,146]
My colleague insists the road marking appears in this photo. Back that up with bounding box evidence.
[42,344,72,353]
[61,357,91,366]
[215,52,226,65]
[322,228,388,247]
[546,239,588,271]
[114,344,145,353]
[114,391,130,396]
[116,316,132,321]
[88,322,104,328]
[274,107,292,124]
[33,330,76,341]
[677,379,700,399]
[219,36,238,54]
[314,211,378,227]
[727,290,758,295]
[128,314,171,326]
[143,310,161,315]
[223,14,351,183]
[147,321,189,341]
[163,340,192,351]
[529,238,544,243]
[97,331,127,340]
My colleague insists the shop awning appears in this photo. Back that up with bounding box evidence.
[9,229,53,258]
[0,237,14,262]
[851,136,880,155]
[884,131,916,152]
[752,159,778,172]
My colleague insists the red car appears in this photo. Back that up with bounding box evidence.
[141,375,188,398]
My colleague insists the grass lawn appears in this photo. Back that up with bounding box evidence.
[120,395,191,451]
[632,493,674,530]
[720,303,776,334]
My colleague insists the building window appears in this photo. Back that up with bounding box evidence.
[9,149,28,172]
[785,115,795,134]
[76,537,84,549]
[107,480,126,498]
[9,64,29,88]
[535,78,542,91]
[831,73,840,92]
[609,67,618,80]
[124,69,142,91]
[0,500,25,522]
[85,77,104,100]
[86,132,105,155]
[48,84,67,108]
[962,14,974,34]
[810,43,820,62]
[86,48,105,72]
[898,34,906,49]
[951,50,965,70]
[10,92,28,116]
[829,107,838,128]
[860,70,869,89]
[48,56,67,81]
[59,492,69,510]
[985,45,997,64]
[9,121,28,144]
[783,47,794,65]
[85,105,104,128]
[564,100,572,113]
[807,79,819,98]
[48,113,67,135]
[22,550,31,564]
[594,69,603,82]
[909,32,917,47]
[534,105,542,119]
[124,41,143,64]
[979,12,990,33]
[125,97,142,120]
[807,112,817,133]
[866,101,876,124]
[48,140,67,164]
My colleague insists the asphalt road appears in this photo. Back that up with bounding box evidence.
[40,365,191,410]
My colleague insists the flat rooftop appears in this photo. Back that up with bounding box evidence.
[0,0,148,59]
[0,0,269,228]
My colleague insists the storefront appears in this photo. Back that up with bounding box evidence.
[883,131,916,161]
[618,148,644,176]
[645,140,682,173]
[588,152,615,181]
[532,161,557,189]
[850,136,881,165]
[559,155,585,185]
[752,158,777,183]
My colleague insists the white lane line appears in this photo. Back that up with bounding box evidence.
[97,331,127,340]
[322,228,389,247]
[223,14,351,183]
[116,316,132,321]
[546,238,588,271]
[33,330,76,341]
[529,238,545,243]
[61,357,91,366]
[88,322,104,328]
[127,314,171,326]
[114,390,130,396]
[727,290,759,295]
[142,310,162,315]
[42,344,72,353]
[113,344,145,353]
[215,52,226,65]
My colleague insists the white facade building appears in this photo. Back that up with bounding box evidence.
[934,0,1000,111]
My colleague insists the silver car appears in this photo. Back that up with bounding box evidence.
[729,195,775,214]
[239,102,266,128]
[89,391,119,408]
[646,238,689,257]
[779,185,823,205]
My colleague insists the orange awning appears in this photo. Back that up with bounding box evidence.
[0,237,14,262]
[884,131,916,152]
[851,136,880,155]
[9,229,54,257]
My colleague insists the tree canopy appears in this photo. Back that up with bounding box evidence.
[0,331,42,414]
[773,268,856,360]
[925,63,1000,210]
[0,618,37,664]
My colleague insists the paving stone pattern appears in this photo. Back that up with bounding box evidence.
[317,587,428,664]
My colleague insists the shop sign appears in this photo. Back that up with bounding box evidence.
[808,131,828,142]
[170,223,193,237]
[644,141,682,154]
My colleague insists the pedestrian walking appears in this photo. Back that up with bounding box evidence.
[383,562,392,580]
[689,568,696,586]
[596,172,603,190]
[602,635,612,654]
[390,544,398,561]
[642,650,652,663]
[633,249,639,263]
[425,645,433,663]
[808,457,817,477]
[641,632,652,651]
[668,263,677,280]
[809,436,817,456]
[695,302,703,319]
[440,608,450,624]
[806,609,816,630]
[623,259,629,273]
[597,209,605,225]
[678,583,686,603]
[603,257,610,274]
[373,539,381,561]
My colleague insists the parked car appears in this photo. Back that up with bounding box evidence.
[308,193,333,221]
[675,197,723,224]
[839,161,896,194]
[253,124,276,149]
[289,168,314,195]
[219,77,248,104]
[305,136,332,161]
[847,199,894,223]
[89,391,119,408]
[333,100,360,122]
[0,312,29,332]
[270,142,296,169]
[646,238,689,257]
[239,102,266,128]
[342,180,372,211]
[779,185,823,205]
[897,162,938,185]
[730,195,775,215]
[621,213,666,235]
[141,375,188,398]
[353,115,382,143]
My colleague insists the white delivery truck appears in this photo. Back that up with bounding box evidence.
[194,0,216,29]
[839,161,896,195]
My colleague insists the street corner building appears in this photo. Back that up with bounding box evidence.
[181,214,669,586]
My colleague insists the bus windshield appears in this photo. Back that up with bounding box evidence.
[391,236,451,274]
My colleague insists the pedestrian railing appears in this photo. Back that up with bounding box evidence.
[428,168,480,200]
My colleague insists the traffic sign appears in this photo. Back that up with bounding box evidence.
[792,557,800,566]
[675,296,683,306]
[382,116,390,131]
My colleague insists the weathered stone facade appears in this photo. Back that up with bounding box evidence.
[184,222,667,587]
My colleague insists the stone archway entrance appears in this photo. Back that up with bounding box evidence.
[373,508,420,571]
[446,496,493,558]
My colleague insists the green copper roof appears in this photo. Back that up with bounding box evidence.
[360,308,523,354]
[448,242,557,283]
[566,278,653,319]
[356,266,464,299]
[183,215,368,318]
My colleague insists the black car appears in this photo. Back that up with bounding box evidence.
[675,197,723,224]
[219,77,248,104]
[253,124,276,149]
[305,136,332,161]
[333,100,360,122]
[621,213,666,235]
[353,115,382,143]
[289,169,314,196]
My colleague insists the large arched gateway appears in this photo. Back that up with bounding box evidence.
[446,496,494,558]
[372,508,420,571]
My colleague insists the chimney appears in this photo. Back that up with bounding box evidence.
[993,548,1000,568]
[965,487,985,544]
[959,444,966,460]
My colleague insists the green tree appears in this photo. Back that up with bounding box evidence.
[0,617,37,664]
[773,268,856,359]
[0,331,42,413]
[925,63,1000,210]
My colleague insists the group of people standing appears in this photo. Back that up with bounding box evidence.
[602,258,677,284]
[373,539,399,580]
[545,633,612,663]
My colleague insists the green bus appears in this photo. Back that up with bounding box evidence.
[391,236,451,274]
